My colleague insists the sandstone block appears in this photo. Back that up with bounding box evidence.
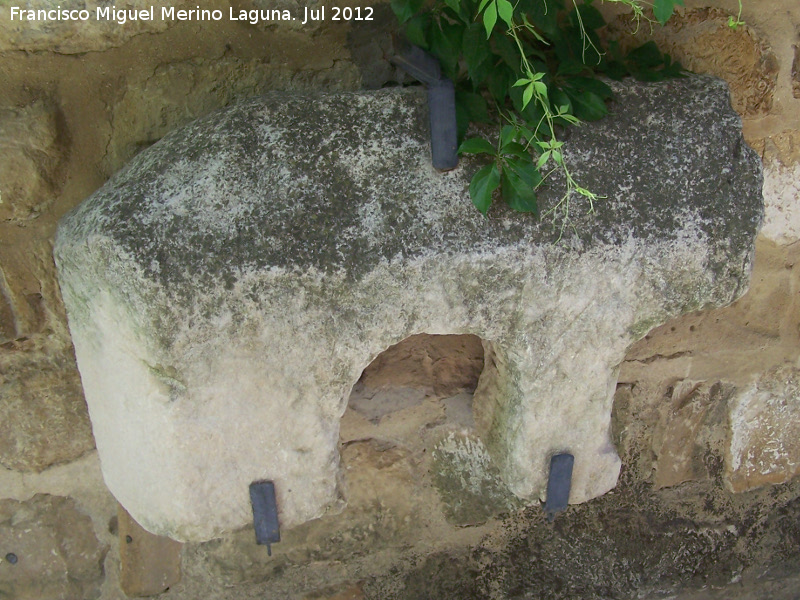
[106,57,359,174]
[0,1,183,53]
[54,76,762,541]
[118,504,182,597]
[0,102,64,224]
[0,348,95,472]
[606,7,778,116]
[0,494,107,600]
[653,381,733,489]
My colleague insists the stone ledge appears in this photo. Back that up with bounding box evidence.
[54,76,762,541]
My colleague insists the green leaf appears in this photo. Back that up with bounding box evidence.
[456,91,490,123]
[499,124,517,148]
[566,89,607,121]
[444,0,461,15]
[653,0,683,25]
[404,13,430,49]
[455,101,470,146]
[502,158,540,214]
[570,3,605,30]
[496,0,514,28]
[507,155,543,187]
[483,1,497,39]
[626,41,667,69]
[550,88,572,115]
[501,142,529,159]
[458,137,497,155]
[563,76,613,99]
[487,67,513,104]
[519,126,537,144]
[470,163,501,215]
[493,29,520,71]
[390,0,424,24]
[522,82,534,109]
[556,59,586,76]
[429,19,463,79]
[661,58,687,78]
[463,22,493,83]
[536,150,551,169]
[518,0,562,36]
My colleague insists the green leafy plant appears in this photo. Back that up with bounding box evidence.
[391,0,689,220]
[727,0,745,30]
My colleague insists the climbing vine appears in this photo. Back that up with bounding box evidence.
[391,0,691,220]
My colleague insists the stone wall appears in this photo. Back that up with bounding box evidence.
[1,0,799,598]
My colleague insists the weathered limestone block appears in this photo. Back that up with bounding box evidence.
[54,76,762,541]
[755,131,800,244]
[726,364,800,491]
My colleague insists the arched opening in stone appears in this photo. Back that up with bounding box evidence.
[336,334,521,527]
[343,333,484,430]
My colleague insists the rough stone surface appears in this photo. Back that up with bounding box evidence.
[0,0,185,53]
[302,583,366,600]
[0,344,95,472]
[357,333,484,398]
[0,102,66,224]
[431,431,522,526]
[793,44,800,99]
[245,0,327,33]
[0,271,15,342]
[726,364,800,492]
[54,76,762,541]
[0,242,52,344]
[652,380,733,489]
[118,504,182,596]
[0,494,107,600]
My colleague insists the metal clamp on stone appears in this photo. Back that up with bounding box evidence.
[544,453,574,522]
[391,41,458,171]
[249,481,281,555]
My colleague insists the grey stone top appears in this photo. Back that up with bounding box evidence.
[59,76,760,296]
[54,76,762,541]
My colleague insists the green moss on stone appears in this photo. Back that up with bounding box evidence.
[431,431,523,526]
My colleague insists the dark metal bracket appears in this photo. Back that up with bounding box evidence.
[249,480,281,555]
[544,453,574,522]
[391,41,459,171]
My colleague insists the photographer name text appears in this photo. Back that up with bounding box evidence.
[9,5,374,26]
